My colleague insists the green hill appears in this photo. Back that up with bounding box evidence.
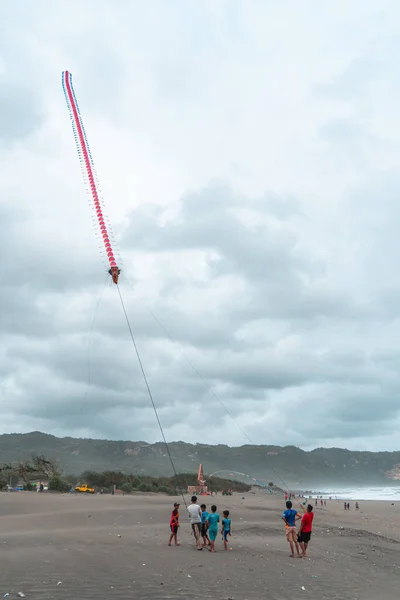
[0,431,399,488]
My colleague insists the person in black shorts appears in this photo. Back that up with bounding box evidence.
[200,504,210,547]
[298,504,314,557]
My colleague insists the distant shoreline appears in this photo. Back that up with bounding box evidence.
[306,486,400,501]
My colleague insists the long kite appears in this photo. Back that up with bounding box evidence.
[61,71,188,506]
[62,70,120,284]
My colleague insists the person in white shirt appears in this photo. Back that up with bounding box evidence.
[188,495,203,550]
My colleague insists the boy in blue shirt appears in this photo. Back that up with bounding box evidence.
[282,500,302,557]
[200,504,210,547]
[221,510,232,551]
[206,505,220,553]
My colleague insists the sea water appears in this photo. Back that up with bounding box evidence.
[314,487,400,501]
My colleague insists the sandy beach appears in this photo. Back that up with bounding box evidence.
[1,490,399,600]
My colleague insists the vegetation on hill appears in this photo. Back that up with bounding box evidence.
[74,470,251,494]
[0,457,251,495]
[0,432,399,487]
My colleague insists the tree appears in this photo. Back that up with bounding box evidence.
[121,482,133,494]
[138,482,153,492]
[48,475,71,493]
[0,463,15,489]
[14,461,36,486]
[103,471,125,487]
[32,455,59,478]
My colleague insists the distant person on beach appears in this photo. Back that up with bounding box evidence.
[206,505,220,552]
[298,504,314,557]
[221,510,232,551]
[188,496,203,550]
[355,502,360,510]
[347,502,350,510]
[282,501,302,557]
[200,504,210,547]
[344,502,347,510]
[168,502,180,546]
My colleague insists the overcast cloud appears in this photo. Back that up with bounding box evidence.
[1,0,400,451]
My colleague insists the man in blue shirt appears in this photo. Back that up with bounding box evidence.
[282,500,302,557]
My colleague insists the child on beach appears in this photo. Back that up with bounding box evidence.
[200,504,210,547]
[282,500,302,557]
[168,502,180,546]
[221,510,232,550]
[298,504,314,557]
[188,495,203,550]
[206,505,220,552]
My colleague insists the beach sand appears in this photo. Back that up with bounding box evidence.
[1,490,399,600]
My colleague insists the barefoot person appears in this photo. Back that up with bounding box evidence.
[206,505,220,552]
[282,500,302,557]
[168,502,180,546]
[298,504,314,557]
[188,496,203,550]
[221,510,232,551]
[200,504,210,547]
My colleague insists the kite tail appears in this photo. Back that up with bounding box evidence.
[62,70,120,283]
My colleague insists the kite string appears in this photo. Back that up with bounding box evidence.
[116,285,187,509]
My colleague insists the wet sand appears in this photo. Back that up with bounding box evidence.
[1,490,399,600]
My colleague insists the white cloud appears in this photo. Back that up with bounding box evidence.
[1,0,400,451]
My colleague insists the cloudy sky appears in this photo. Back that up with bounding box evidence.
[2,0,400,452]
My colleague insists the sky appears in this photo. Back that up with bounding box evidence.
[1,0,400,451]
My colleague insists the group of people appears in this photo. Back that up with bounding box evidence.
[344,501,359,510]
[169,495,232,552]
[169,495,315,558]
[282,500,314,558]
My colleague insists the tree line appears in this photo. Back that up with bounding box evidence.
[0,457,252,495]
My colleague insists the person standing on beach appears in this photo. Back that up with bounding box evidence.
[168,502,180,546]
[282,500,302,557]
[298,504,314,557]
[188,496,203,550]
[221,510,232,551]
[206,505,220,552]
[200,504,210,547]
